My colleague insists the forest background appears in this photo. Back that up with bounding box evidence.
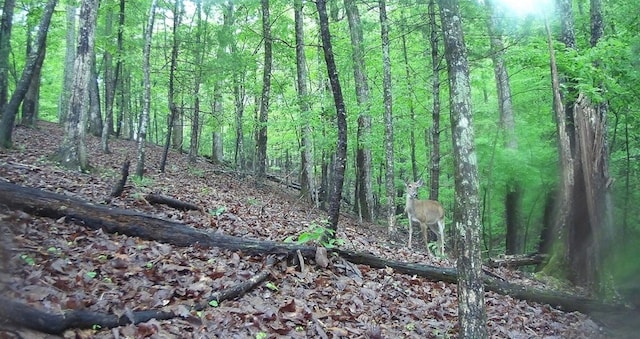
[1,0,639,300]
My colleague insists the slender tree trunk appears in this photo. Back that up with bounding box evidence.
[0,0,16,115]
[102,6,114,138]
[136,0,157,178]
[439,0,487,337]
[255,0,272,178]
[21,29,46,127]
[88,54,102,137]
[379,0,395,234]
[58,4,76,124]
[102,0,124,153]
[344,0,374,223]
[0,0,56,148]
[294,0,316,205]
[160,0,181,172]
[316,0,348,235]
[486,0,523,254]
[189,0,202,164]
[429,0,442,202]
[400,10,418,182]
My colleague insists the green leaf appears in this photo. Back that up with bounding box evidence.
[209,299,219,307]
[265,281,279,291]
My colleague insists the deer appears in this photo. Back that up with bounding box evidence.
[404,179,445,256]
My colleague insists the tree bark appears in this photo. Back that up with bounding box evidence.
[428,0,442,202]
[255,0,272,178]
[0,0,56,149]
[379,0,396,235]
[294,0,317,205]
[136,0,157,178]
[344,0,374,223]
[439,0,488,337]
[21,26,46,127]
[0,0,15,114]
[316,0,348,236]
[160,0,181,173]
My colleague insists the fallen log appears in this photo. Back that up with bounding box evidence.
[0,255,279,335]
[487,253,548,268]
[0,181,628,317]
[145,193,201,211]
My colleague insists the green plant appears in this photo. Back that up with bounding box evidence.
[210,206,226,216]
[131,175,154,188]
[285,223,345,249]
[20,254,35,266]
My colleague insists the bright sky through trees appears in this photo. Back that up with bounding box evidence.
[494,0,553,16]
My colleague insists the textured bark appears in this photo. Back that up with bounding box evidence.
[428,0,442,201]
[486,0,523,255]
[439,0,488,337]
[21,30,46,127]
[294,0,316,205]
[58,4,76,123]
[379,0,395,234]
[160,0,181,173]
[316,0,348,235]
[0,0,15,114]
[344,0,374,222]
[255,0,272,178]
[0,0,56,149]
[136,0,157,178]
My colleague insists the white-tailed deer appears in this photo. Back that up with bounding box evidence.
[405,179,445,256]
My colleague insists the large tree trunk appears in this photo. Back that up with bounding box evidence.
[255,0,272,178]
[58,4,76,124]
[0,0,56,148]
[379,0,396,235]
[344,0,374,223]
[136,0,157,178]
[316,0,348,236]
[439,0,488,337]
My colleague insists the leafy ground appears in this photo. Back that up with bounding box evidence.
[0,122,603,338]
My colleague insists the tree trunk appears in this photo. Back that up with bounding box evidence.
[294,0,316,205]
[88,54,102,137]
[57,4,76,124]
[136,0,157,178]
[379,0,395,235]
[428,0,442,202]
[486,0,524,255]
[160,0,180,173]
[255,0,272,178]
[316,0,348,236]
[0,0,56,148]
[439,0,488,337]
[21,29,46,127]
[0,0,15,114]
[344,0,374,223]
[189,0,202,164]
[102,0,124,153]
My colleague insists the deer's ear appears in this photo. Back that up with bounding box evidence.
[417,179,424,186]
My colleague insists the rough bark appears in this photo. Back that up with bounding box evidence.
[136,0,157,178]
[428,0,442,201]
[160,0,181,173]
[58,4,76,123]
[316,0,348,235]
[255,0,272,178]
[0,181,627,318]
[0,0,56,149]
[145,193,201,211]
[294,0,316,205]
[439,0,488,337]
[379,0,395,234]
[344,0,374,223]
[0,0,15,114]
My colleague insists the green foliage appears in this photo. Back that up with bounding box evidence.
[285,222,345,249]
[131,176,154,188]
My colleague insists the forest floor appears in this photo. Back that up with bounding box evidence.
[0,121,606,338]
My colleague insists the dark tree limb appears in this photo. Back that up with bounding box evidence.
[0,181,629,317]
[0,255,279,335]
[110,159,130,197]
[145,193,201,211]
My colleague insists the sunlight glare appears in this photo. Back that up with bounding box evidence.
[494,0,553,17]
